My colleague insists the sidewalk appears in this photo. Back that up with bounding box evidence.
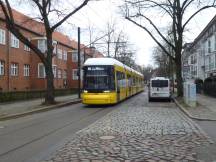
[174,94,216,121]
[0,94,81,120]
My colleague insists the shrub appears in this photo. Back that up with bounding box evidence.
[0,89,78,103]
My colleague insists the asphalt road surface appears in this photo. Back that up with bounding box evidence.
[0,92,215,162]
[0,101,118,162]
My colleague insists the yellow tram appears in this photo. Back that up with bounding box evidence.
[81,58,144,105]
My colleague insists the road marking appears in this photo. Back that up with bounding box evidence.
[0,126,4,129]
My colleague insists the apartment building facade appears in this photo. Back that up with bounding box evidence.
[182,15,216,81]
[0,8,103,92]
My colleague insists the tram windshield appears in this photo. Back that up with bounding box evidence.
[83,66,115,92]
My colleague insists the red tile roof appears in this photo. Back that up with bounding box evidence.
[0,7,73,47]
[0,6,104,57]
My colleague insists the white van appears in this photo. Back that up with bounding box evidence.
[148,77,171,101]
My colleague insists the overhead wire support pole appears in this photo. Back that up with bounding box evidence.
[78,27,81,99]
[108,40,110,57]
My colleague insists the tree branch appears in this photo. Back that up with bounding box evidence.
[183,3,216,29]
[125,16,175,61]
[135,13,176,51]
[0,1,46,63]
[51,0,90,31]
[172,1,178,51]
[182,0,195,16]
[126,0,173,18]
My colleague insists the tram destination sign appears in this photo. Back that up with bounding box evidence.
[88,67,105,71]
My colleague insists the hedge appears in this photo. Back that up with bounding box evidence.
[0,89,78,103]
[203,76,216,97]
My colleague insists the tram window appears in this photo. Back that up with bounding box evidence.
[133,77,136,86]
[116,71,125,88]
[127,75,132,86]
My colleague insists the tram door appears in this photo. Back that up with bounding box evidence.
[127,74,131,96]
[116,71,121,101]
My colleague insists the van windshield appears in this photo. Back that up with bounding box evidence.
[151,80,168,87]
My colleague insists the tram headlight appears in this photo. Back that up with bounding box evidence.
[103,90,110,93]
[83,90,88,93]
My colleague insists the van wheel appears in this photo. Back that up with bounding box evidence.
[148,97,152,102]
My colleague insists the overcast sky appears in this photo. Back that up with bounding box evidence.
[11,0,216,66]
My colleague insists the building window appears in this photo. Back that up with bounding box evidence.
[72,50,78,62]
[63,70,67,79]
[38,39,47,53]
[214,35,216,51]
[81,69,84,80]
[53,44,57,54]
[190,55,193,64]
[205,42,208,55]
[81,52,84,63]
[205,57,209,71]
[0,29,6,45]
[38,63,45,78]
[208,39,211,53]
[24,44,30,51]
[63,50,67,61]
[209,57,212,70]
[210,55,214,70]
[11,63,18,76]
[52,65,57,78]
[215,54,216,68]
[72,69,78,80]
[11,33,19,48]
[58,69,62,78]
[57,48,62,59]
[0,60,4,75]
[195,66,197,76]
[24,64,30,77]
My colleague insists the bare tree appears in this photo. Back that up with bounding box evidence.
[124,0,216,97]
[0,0,90,104]
[138,65,154,82]
[115,44,137,68]
[102,20,115,57]
[114,31,124,58]
[153,46,170,77]
[153,30,175,77]
[96,20,136,66]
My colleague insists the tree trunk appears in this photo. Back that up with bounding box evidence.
[175,55,183,97]
[44,62,55,104]
[44,27,55,104]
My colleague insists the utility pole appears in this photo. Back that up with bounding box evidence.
[78,27,81,99]
[107,40,110,57]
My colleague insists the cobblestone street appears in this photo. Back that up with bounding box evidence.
[42,92,213,162]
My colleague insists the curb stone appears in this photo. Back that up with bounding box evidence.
[0,99,81,121]
[174,98,216,121]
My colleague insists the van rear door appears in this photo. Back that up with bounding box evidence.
[151,80,169,95]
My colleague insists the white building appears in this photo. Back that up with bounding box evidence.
[182,15,216,82]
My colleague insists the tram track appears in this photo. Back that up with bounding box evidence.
[0,104,115,159]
